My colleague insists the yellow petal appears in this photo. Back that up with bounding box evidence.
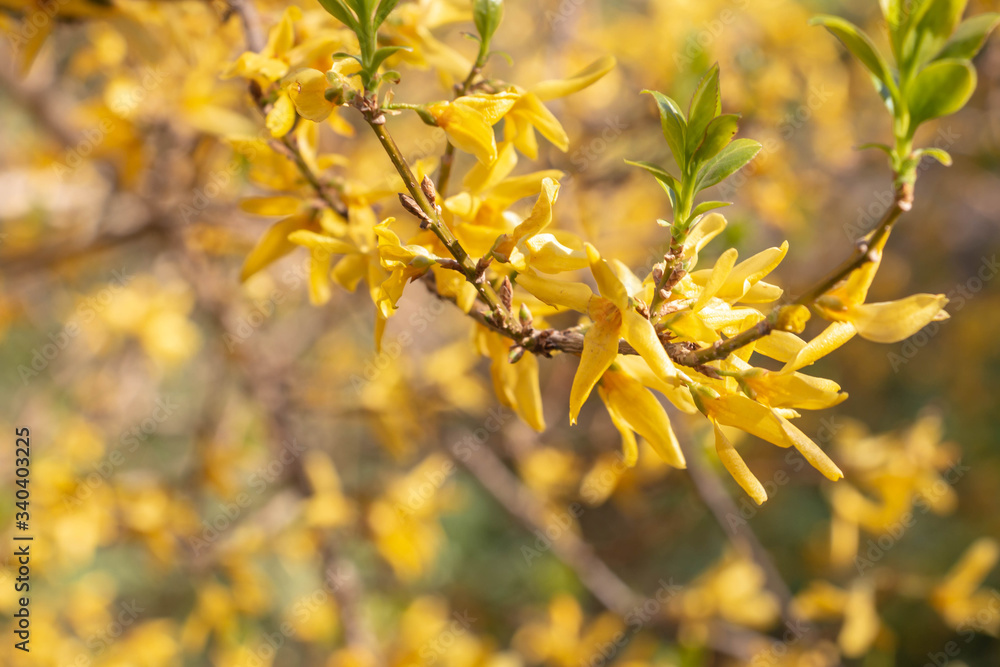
[223,52,289,81]
[263,6,300,58]
[239,196,301,216]
[847,294,949,343]
[309,247,332,305]
[515,273,593,313]
[332,254,367,292]
[510,94,569,151]
[506,113,540,160]
[241,214,313,281]
[717,242,788,301]
[743,370,847,410]
[599,391,639,467]
[777,413,843,480]
[936,538,1000,601]
[621,308,678,384]
[463,142,519,193]
[842,229,892,305]
[514,235,588,273]
[429,101,498,164]
[683,213,727,265]
[838,581,879,658]
[531,55,617,101]
[753,331,806,363]
[514,352,546,432]
[714,422,767,505]
[511,177,560,241]
[601,371,685,467]
[569,299,622,424]
[663,311,721,343]
[286,68,336,122]
[454,92,520,125]
[494,177,560,261]
[693,248,738,312]
[704,394,790,449]
[586,244,630,312]
[266,92,296,137]
[288,230,357,255]
[780,321,857,373]
[614,356,698,414]
[490,170,565,205]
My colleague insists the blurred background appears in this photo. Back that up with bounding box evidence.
[1,0,1000,664]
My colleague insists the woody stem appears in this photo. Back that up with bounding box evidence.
[366,118,512,324]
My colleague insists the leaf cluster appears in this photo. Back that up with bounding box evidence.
[627,65,762,241]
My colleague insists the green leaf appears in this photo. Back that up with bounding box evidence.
[685,64,722,159]
[916,147,953,165]
[643,90,687,172]
[900,0,966,71]
[473,0,505,46]
[810,16,896,94]
[625,159,681,198]
[373,0,403,29]
[317,0,359,30]
[692,113,739,167]
[691,201,732,218]
[934,13,1000,61]
[856,142,894,156]
[909,0,968,68]
[369,45,411,72]
[906,58,976,131]
[695,138,762,191]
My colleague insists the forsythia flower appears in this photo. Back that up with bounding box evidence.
[931,538,1000,636]
[784,231,949,372]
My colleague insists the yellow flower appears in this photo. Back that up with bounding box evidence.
[476,328,546,431]
[427,92,520,163]
[932,538,1000,636]
[490,177,588,274]
[516,244,681,424]
[698,390,843,482]
[504,56,617,159]
[783,231,948,372]
[793,579,881,657]
[713,421,767,505]
[512,595,623,667]
[597,368,685,467]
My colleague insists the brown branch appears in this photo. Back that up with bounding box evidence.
[452,435,773,662]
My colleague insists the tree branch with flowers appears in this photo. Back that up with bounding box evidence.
[232,0,995,506]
